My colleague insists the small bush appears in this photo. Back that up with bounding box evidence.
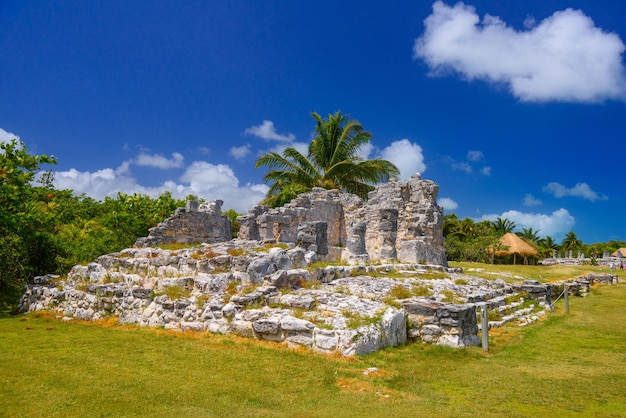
[195,294,210,308]
[441,289,456,303]
[388,285,413,300]
[225,281,239,295]
[342,309,384,329]
[157,285,191,300]
[227,248,246,257]
[412,285,432,297]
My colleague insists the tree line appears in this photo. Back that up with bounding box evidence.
[443,214,625,263]
[0,138,198,306]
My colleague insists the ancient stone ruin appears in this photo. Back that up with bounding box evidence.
[135,200,232,247]
[133,173,447,266]
[237,173,447,266]
[18,174,619,356]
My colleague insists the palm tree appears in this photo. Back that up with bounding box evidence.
[537,235,558,258]
[255,111,400,207]
[561,231,582,254]
[442,213,460,238]
[517,227,540,244]
[491,217,516,236]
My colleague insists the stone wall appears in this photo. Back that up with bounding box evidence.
[19,241,619,355]
[238,174,447,266]
[135,200,232,247]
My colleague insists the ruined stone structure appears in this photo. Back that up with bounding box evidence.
[27,175,623,355]
[19,239,619,355]
[135,200,232,247]
[237,174,447,266]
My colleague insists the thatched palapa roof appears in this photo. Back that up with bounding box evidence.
[494,233,539,257]
[611,248,626,257]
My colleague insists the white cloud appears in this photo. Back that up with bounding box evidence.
[0,128,19,143]
[414,1,626,102]
[523,193,542,206]
[229,144,251,161]
[180,161,240,189]
[244,120,296,143]
[380,139,426,179]
[356,142,374,160]
[481,208,575,239]
[438,197,458,210]
[49,160,268,213]
[467,150,483,162]
[451,161,472,174]
[445,150,490,175]
[543,182,607,201]
[265,141,310,158]
[135,152,185,169]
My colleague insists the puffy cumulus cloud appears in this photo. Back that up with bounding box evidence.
[380,139,426,179]
[49,160,268,213]
[135,152,184,169]
[0,127,19,143]
[356,142,374,160]
[414,1,626,103]
[437,197,458,210]
[180,161,240,189]
[543,182,607,201]
[229,144,251,161]
[523,193,542,207]
[481,208,575,239]
[244,120,295,143]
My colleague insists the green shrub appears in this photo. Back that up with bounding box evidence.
[412,285,433,297]
[388,285,412,300]
[157,285,191,300]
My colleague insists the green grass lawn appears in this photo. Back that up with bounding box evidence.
[1,265,625,417]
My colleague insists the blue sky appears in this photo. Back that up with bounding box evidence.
[1,1,625,244]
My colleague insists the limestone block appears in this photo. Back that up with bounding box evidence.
[346,221,367,255]
[246,257,277,283]
[279,294,316,310]
[314,329,338,351]
[181,321,205,332]
[382,308,407,347]
[252,319,280,334]
[230,320,255,337]
[437,335,462,348]
[280,316,315,332]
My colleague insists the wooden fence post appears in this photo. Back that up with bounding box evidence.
[564,285,570,313]
[481,307,489,352]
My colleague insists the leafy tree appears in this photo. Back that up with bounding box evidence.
[442,215,500,262]
[255,111,400,207]
[0,139,57,294]
[223,208,242,238]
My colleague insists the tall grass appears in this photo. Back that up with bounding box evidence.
[1,265,625,417]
